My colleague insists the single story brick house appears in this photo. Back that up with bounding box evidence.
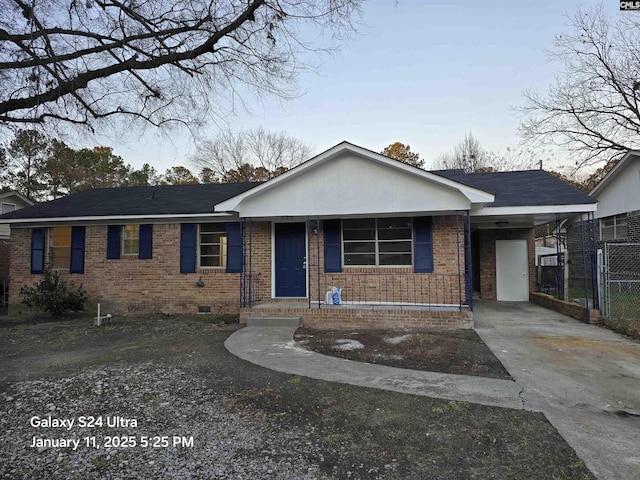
[1,142,596,328]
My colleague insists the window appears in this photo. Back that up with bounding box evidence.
[199,224,227,267]
[600,214,628,241]
[0,202,16,214]
[122,224,140,255]
[49,226,72,269]
[343,218,412,266]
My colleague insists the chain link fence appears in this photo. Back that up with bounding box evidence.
[603,243,640,328]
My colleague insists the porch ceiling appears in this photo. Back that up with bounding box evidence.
[471,204,597,229]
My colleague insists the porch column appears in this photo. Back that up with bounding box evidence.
[465,211,473,311]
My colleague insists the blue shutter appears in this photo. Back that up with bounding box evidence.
[70,226,85,274]
[31,228,45,274]
[413,216,434,273]
[139,224,153,259]
[324,219,342,273]
[180,224,197,273]
[107,225,121,259]
[226,222,243,273]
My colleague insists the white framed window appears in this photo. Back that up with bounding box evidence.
[49,226,72,269]
[199,224,227,268]
[342,218,413,266]
[600,214,628,241]
[122,224,140,255]
[0,202,16,214]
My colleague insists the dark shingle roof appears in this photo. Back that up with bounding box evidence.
[1,168,596,221]
[432,169,595,207]
[0,182,261,220]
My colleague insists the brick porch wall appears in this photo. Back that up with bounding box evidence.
[478,228,536,301]
[241,306,473,330]
[9,224,247,316]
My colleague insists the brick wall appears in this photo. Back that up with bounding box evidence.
[9,224,245,316]
[9,216,467,317]
[241,306,473,330]
[530,292,601,325]
[477,228,535,301]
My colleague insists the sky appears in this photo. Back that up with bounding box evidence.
[99,0,625,173]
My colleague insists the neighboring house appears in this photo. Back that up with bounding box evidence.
[0,142,596,328]
[589,150,640,244]
[0,190,35,308]
[564,150,640,320]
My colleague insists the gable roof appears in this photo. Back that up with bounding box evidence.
[590,150,640,197]
[214,141,496,216]
[0,182,260,222]
[432,169,596,207]
[0,189,36,207]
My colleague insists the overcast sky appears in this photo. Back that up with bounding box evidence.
[104,1,624,173]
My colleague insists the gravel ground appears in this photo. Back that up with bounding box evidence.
[0,361,330,480]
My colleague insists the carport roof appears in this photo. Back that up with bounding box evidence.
[432,169,596,207]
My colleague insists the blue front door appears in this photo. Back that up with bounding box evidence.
[275,223,306,297]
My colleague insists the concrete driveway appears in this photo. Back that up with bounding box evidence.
[474,301,640,480]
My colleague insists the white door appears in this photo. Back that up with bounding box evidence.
[496,240,529,301]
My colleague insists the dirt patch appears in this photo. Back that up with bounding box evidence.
[0,314,594,479]
[295,327,512,380]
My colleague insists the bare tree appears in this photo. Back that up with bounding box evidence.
[432,133,540,173]
[0,0,362,134]
[433,132,491,172]
[191,127,311,182]
[518,6,640,170]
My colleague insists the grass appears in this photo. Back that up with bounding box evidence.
[0,313,595,479]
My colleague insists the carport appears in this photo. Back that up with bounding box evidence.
[433,170,598,316]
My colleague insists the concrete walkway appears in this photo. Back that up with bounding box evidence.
[474,302,640,480]
[225,326,524,410]
[225,302,640,480]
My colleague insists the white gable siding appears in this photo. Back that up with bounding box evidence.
[234,153,472,217]
[595,159,640,219]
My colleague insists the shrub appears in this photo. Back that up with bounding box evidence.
[21,261,88,318]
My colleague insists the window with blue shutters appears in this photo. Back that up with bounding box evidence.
[107,224,152,259]
[31,226,86,274]
[186,222,242,273]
